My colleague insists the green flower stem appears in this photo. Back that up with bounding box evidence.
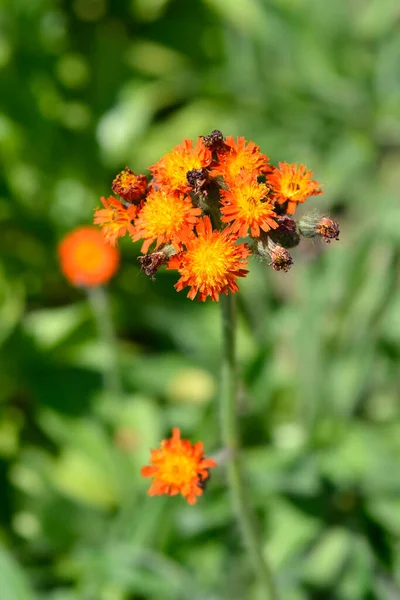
[220,293,279,600]
[87,285,122,399]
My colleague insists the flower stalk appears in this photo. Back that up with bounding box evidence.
[220,292,279,600]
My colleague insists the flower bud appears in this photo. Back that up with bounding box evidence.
[298,213,339,243]
[268,215,300,248]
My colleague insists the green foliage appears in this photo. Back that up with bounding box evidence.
[1,0,400,598]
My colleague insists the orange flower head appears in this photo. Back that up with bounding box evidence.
[267,162,323,214]
[149,138,212,195]
[94,195,137,246]
[58,226,119,287]
[111,167,147,203]
[132,188,201,253]
[220,175,278,238]
[168,216,250,301]
[212,136,270,184]
[141,428,216,505]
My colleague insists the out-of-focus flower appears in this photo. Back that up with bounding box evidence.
[149,138,212,195]
[94,195,137,246]
[267,162,323,214]
[58,226,119,287]
[168,216,250,301]
[111,167,147,203]
[132,188,201,253]
[220,174,278,237]
[141,428,216,505]
[212,136,270,184]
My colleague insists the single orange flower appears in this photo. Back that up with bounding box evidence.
[111,167,147,203]
[58,226,119,287]
[168,216,250,301]
[212,136,270,184]
[94,195,137,246]
[220,175,278,238]
[267,162,323,214]
[149,138,212,195]
[132,187,201,253]
[141,428,216,505]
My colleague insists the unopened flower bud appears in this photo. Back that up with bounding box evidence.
[298,213,339,243]
[112,167,147,204]
[268,215,300,248]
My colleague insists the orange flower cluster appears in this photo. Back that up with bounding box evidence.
[94,130,338,300]
[141,428,216,505]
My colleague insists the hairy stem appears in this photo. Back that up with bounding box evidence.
[87,285,122,399]
[220,293,279,599]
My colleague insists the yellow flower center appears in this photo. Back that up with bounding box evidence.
[188,235,235,286]
[160,454,197,486]
[141,192,187,238]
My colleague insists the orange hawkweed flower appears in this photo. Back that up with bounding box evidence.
[267,162,323,214]
[149,138,212,195]
[58,226,119,287]
[212,136,270,184]
[141,428,216,505]
[132,188,201,253]
[111,167,147,203]
[220,175,278,238]
[94,195,137,246]
[168,216,250,301]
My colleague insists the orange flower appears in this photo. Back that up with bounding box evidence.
[94,195,137,246]
[220,175,278,238]
[212,136,270,184]
[168,216,250,301]
[111,167,147,203]
[141,428,216,505]
[58,226,119,287]
[267,162,323,214]
[132,188,201,253]
[149,138,212,195]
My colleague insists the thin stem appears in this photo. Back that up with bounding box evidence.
[87,285,122,399]
[220,293,279,600]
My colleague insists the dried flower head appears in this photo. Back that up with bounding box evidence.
[94,195,137,246]
[267,162,323,214]
[315,216,340,243]
[58,226,119,287]
[267,239,293,272]
[168,216,250,301]
[141,428,216,505]
[138,250,169,281]
[112,167,147,203]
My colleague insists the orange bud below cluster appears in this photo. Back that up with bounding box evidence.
[58,226,119,287]
[141,428,216,505]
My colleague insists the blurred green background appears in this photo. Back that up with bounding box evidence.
[1,0,400,598]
